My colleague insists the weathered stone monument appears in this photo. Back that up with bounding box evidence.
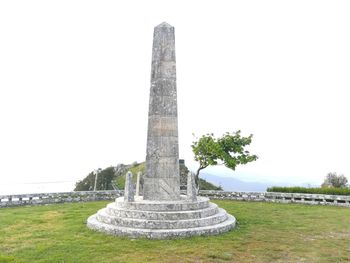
[87,22,236,239]
[144,22,180,201]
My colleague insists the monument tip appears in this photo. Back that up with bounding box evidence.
[156,22,173,28]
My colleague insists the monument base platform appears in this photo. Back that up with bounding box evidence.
[87,196,236,239]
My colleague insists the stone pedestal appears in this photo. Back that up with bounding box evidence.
[87,195,236,239]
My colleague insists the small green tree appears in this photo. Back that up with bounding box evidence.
[191,131,258,190]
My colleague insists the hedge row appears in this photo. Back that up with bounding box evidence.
[267,186,350,196]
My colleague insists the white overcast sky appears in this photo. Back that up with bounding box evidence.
[1,0,350,189]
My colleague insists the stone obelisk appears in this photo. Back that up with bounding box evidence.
[87,23,236,238]
[143,22,180,201]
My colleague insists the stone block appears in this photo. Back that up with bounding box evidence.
[124,172,134,202]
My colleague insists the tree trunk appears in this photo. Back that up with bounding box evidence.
[195,166,207,194]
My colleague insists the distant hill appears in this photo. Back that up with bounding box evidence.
[74,162,221,192]
[201,173,270,192]
[200,173,321,192]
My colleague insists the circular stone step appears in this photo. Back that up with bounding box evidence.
[105,202,219,220]
[96,208,228,229]
[87,213,236,239]
[114,196,210,211]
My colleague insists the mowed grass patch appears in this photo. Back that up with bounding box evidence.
[0,200,349,263]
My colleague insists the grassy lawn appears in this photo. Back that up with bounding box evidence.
[0,200,349,263]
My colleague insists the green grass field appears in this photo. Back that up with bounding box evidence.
[0,200,349,263]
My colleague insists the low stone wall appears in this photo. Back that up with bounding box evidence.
[0,190,123,208]
[199,190,350,207]
[0,190,349,208]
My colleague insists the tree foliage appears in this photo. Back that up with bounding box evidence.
[179,163,222,191]
[74,167,116,191]
[74,162,222,192]
[267,186,350,195]
[191,131,258,189]
[74,171,96,191]
[321,172,348,188]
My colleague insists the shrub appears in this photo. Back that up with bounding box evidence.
[267,186,350,196]
[321,172,348,188]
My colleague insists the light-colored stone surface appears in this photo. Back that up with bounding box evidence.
[96,207,228,229]
[114,196,210,211]
[200,190,350,206]
[2,190,349,208]
[87,213,236,239]
[187,172,197,201]
[105,202,219,220]
[87,195,235,239]
[87,194,236,239]
[124,171,134,202]
[144,22,180,201]
[1,190,350,208]
[135,172,141,196]
[0,191,124,208]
